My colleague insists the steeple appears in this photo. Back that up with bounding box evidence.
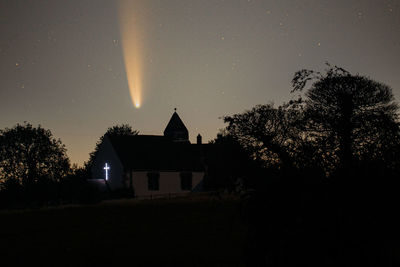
[163,109,189,142]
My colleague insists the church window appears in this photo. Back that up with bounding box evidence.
[180,172,192,190]
[147,172,160,191]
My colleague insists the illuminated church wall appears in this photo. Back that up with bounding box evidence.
[129,171,204,197]
[91,137,125,190]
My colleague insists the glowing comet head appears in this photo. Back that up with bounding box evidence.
[118,0,145,109]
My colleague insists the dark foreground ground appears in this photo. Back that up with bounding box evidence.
[0,195,246,267]
[1,191,400,267]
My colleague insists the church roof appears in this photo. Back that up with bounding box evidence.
[163,111,188,136]
[107,135,204,172]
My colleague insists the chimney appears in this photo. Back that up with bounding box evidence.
[197,134,202,145]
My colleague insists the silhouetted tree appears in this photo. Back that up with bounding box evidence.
[222,99,309,174]
[0,123,69,206]
[292,64,400,172]
[0,123,70,189]
[85,124,139,172]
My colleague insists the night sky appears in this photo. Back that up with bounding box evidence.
[1,0,399,166]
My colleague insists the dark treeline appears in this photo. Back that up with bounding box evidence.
[218,65,400,266]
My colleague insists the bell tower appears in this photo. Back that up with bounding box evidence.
[163,108,189,142]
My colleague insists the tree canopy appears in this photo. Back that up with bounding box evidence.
[85,124,139,171]
[223,65,400,177]
[223,102,304,170]
[0,123,70,188]
[293,65,400,170]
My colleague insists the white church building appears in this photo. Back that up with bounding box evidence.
[91,111,205,197]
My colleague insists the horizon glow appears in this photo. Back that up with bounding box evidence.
[118,0,145,109]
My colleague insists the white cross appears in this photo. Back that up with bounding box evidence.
[103,163,110,181]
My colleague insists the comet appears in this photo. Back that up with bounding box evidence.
[118,0,145,109]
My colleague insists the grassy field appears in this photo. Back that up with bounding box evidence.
[0,195,247,266]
